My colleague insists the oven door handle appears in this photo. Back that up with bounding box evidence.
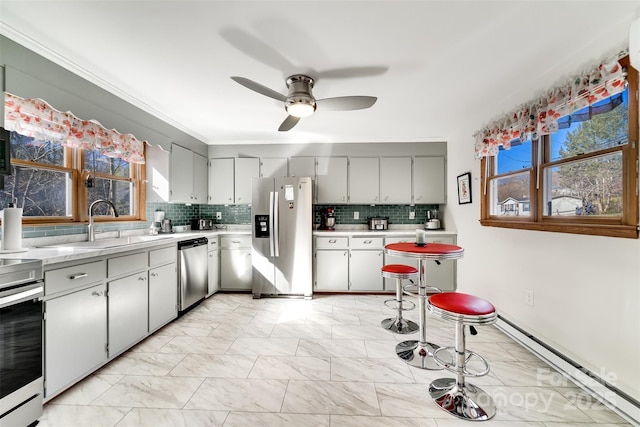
[0,283,44,309]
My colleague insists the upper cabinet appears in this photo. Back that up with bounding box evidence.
[169,144,208,203]
[380,157,412,204]
[349,157,380,204]
[316,157,348,204]
[413,156,446,204]
[260,158,288,178]
[209,157,259,204]
[288,157,315,178]
[145,144,170,203]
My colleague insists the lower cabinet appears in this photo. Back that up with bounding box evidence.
[108,271,149,357]
[44,283,107,398]
[315,249,349,291]
[149,262,177,332]
[208,249,220,295]
[220,249,252,290]
[349,250,383,291]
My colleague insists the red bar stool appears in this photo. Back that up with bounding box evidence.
[380,264,419,334]
[427,292,498,421]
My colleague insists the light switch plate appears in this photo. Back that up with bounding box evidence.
[354,211,359,220]
[216,212,222,220]
[409,211,415,219]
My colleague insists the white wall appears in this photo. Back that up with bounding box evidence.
[446,130,640,402]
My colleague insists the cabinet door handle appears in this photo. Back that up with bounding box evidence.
[329,239,337,243]
[91,291,104,297]
[364,240,372,244]
[151,272,158,277]
[69,273,88,280]
[138,276,147,281]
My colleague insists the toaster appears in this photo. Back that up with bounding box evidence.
[191,218,215,230]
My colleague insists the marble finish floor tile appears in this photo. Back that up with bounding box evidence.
[226,337,300,356]
[170,353,257,378]
[296,338,368,358]
[41,293,632,427]
[248,355,331,380]
[116,408,228,427]
[92,376,203,409]
[223,412,330,427]
[37,404,129,427]
[184,378,288,412]
[281,380,380,415]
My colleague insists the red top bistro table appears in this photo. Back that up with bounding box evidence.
[384,241,464,369]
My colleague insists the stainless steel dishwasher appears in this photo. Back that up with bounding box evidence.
[178,237,208,312]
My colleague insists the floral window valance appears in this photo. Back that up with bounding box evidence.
[473,51,628,159]
[3,92,145,164]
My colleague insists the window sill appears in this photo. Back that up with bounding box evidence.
[479,219,638,239]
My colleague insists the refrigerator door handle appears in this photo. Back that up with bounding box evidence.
[269,191,276,257]
[273,191,280,257]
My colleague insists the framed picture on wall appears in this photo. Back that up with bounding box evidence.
[457,172,472,204]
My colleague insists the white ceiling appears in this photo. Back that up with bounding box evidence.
[1,1,638,146]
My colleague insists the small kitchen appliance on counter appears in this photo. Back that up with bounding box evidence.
[367,216,389,231]
[425,209,441,230]
[191,218,215,231]
[319,207,336,231]
[160,219,173,233]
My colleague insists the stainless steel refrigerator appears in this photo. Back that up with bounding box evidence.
[252,176,313,299]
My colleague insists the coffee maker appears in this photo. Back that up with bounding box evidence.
[319,207,336,230]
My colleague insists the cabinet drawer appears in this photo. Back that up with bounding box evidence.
[149,246,176,267]
[426,236,454,245]
[220,236,251,249]
[350,237,384,249]
[315,237,348,249]
[108,252,147,278]
[207,237,219,251]
[385,236,415,245]
[45,260,106,296]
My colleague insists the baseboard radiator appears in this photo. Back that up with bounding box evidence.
[495,315,640,426]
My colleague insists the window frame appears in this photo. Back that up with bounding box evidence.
[7,140,146,225]
[480,57,638,239]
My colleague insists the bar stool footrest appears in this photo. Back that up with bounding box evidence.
[383,298,416,311]
[429,377,496,421]
[432,346,491,378]
[402,283,442,298]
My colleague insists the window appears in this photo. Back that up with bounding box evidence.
[0,132,145,224]
[481,57,638,238]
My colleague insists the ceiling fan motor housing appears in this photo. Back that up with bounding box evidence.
[285,74,316,116]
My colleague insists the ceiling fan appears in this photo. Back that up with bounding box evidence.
[230,74,378,131]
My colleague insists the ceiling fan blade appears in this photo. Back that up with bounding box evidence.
[230,76,286,102]
[278,115,300,132]
[316,96,377,112]
[221,28,294,75]
[316,66,389,79]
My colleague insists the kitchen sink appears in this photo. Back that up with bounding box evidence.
[39,235,174,249]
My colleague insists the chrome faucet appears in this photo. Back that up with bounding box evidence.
[88,199,119,242]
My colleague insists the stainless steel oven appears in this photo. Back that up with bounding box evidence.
[0,258,44,427]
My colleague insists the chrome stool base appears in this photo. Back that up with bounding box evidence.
[381,317,419,334]
[429,378,496,421]
[395,340,444,370]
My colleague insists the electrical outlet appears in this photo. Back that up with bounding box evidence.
[409,211,415,219]
[525,290,534,307]
[354,211,359,220]
[216,212,222,220]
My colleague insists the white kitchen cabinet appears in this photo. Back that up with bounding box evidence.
[314,237,349,291]
[192,153,208,203]
[220,236,252,290]
[349,157,380,204]
[148,262,177,332]
[207,236,219,296]
[413,156,446,204]
[260,157,288,178]
[145,144,170,202]
[317,156,348,204]
[44,282,107,398]
[381,157,412,204]
[315,249,349,291]
[108,270,149,357]
[234,157,260,204]
[349,237,384,291]
[288,157,315,177]
[209,158,235,204]
[170,144,208,203]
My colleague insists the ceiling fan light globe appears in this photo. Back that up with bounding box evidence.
[286,102,315,118]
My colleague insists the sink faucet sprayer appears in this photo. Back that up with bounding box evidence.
[88,199,119,242]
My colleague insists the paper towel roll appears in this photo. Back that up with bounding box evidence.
[1,205,24,252]
[154,211,165,222]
